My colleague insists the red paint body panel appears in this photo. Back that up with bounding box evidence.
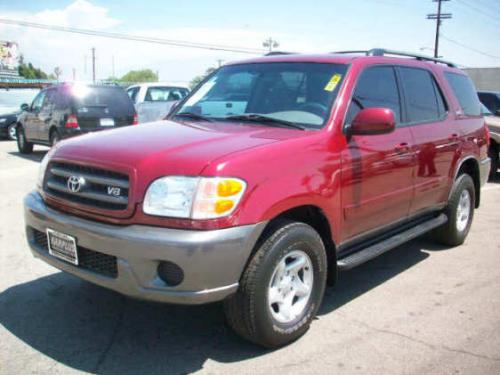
[44,54,489,247]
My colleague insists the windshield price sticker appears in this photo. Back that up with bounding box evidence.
[324,74,342,92]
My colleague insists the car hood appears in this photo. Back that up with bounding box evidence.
[53,119,310,179]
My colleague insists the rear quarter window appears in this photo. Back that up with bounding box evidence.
[444,72,481,117]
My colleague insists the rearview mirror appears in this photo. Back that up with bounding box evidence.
[20,103,30,112]
[350,108,395,136]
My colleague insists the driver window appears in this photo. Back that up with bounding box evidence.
[31,91,46,113]
[345,66,401,126]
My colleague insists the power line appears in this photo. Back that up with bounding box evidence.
[0,18,267,55]
[455,0,500,25]
[441,34,500,60]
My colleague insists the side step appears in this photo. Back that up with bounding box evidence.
[337,214,447,270]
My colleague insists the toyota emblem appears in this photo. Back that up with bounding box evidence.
[67,175,85,193]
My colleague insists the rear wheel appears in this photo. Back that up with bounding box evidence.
[16,126,33,154]
[224,220,327,348]
[50,130,60,147]
[433,174,475,246]
[7,123,17,140]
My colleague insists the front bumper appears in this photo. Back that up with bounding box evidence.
[24,191,267,304]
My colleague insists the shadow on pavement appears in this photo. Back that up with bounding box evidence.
[0,237,441,374]
[8,150,47,163]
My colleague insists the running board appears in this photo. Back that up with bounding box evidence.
[337,214,448,270]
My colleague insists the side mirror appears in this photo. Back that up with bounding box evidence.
[350,108,395,136]
[20,103,30,112]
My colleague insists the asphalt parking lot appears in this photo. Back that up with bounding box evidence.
[0,140,499,375]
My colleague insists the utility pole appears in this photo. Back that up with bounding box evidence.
[112,54,115,78]
[427,0,452,58]
[263,37,279,53]
[72,67,76,81]
[216,59,224,67]
[91,47,96,83]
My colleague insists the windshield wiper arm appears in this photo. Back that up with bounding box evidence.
[225,114,305,130]
[173,112,213,122]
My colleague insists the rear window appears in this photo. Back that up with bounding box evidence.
[444,72,481,116]
[69,86,134,114]
[144,87,189,102]
[399,67,447,123]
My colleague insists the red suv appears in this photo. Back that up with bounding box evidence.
[24,49,490,348]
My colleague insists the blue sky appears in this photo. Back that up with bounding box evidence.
[1,0,499,82]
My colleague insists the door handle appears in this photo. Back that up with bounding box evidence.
[394,142,410,153]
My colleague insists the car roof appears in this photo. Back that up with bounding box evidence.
[226,51,462,73]
[127,82,189,89]
[478,91,500,95]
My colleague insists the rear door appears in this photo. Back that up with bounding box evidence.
[397,66,458,214]
[341,65,416,240]
[37,88,57,142]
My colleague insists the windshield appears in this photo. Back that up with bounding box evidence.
[176,62,348,129]
[144,86,189,102]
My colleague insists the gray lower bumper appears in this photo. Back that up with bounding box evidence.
[24,191,267,304]
[480,157,491,186]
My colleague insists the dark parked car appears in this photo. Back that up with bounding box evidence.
[16,83,138,153]
[0,88,40,140]
[0,112,18,140]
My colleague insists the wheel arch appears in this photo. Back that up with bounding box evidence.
[258,205,338,286]
[453,156,481,208]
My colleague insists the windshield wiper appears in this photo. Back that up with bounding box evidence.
[224,114,305,130]
[173,112,213,122]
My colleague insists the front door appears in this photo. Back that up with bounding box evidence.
[24,91,46,140]
[341,65,416,240]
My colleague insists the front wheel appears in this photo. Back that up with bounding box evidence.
[433,174,475,246]
[224,220,327,348]
[16,126,33,154]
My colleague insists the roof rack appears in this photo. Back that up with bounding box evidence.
[332,48,457,68]
[264,51,295,56]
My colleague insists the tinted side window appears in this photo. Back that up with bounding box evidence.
[346,66,401,125]
[444,72,481,116]
[31,91,46,112]
[127,87,139,103]
[399,67,444,123]
[42,89,56,112]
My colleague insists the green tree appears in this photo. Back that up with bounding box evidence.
[189,67,216,90]
[120,69,158,83]
[18,59,48,79]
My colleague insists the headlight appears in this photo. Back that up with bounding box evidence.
[143,176,246,219]
[37,147,56,188]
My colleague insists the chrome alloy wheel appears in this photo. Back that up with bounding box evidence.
[8,124,17,140]
[268,250,314,324]
[456,189,471,232]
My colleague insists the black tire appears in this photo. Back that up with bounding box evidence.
[488,143,499,178]
[224,220,327,348]
[433,174,475,246]
[16,126,33,154]
[50,130,60,147]
[7,122,17,140]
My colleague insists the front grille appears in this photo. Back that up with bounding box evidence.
[44,162,129,211]
[31,228,118,278]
